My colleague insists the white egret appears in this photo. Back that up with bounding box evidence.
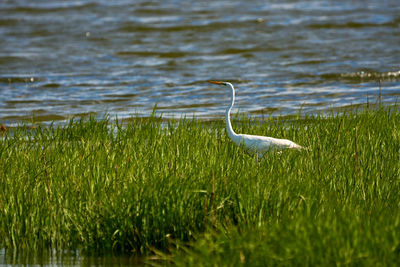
[209,81,303,157]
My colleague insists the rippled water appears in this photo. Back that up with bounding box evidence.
[1,0,400,124]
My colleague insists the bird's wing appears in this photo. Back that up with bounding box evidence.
[238,134,301,153]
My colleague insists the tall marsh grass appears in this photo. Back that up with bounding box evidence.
[1,107,400,265]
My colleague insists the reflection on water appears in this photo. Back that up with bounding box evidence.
[0,248,147,266]
[0,0,399,124]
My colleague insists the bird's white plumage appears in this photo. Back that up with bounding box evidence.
[236,134,302,157]
[209,81,303,158]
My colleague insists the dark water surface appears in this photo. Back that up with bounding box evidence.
[0,0,399,125]
[0,248,147,266]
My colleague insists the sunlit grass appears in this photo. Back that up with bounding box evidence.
[1,106,400,265]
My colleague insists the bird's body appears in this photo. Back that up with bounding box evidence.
[209,81,303,158]
[234,134,302,157]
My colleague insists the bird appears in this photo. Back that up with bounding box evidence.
[208,81,303,158]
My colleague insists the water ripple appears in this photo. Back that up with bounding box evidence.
[0,0,399,124]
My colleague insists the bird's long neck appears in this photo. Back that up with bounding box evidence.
[225,83,239,141]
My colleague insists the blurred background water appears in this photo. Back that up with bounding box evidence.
[1,0,399,125]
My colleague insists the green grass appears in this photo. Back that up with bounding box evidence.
[1,106,400,265]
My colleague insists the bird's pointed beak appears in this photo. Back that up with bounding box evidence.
[208,80,224,85]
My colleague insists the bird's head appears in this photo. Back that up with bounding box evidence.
[208,80,229,86]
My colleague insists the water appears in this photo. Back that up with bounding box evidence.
[1,0,400,125]
[0,248,146,266]
[1,0,399,125]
